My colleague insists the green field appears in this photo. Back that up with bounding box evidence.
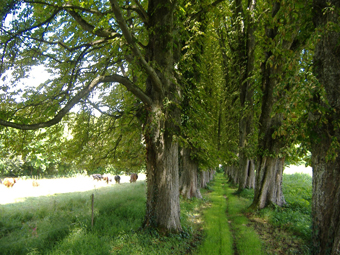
[0,173,312,254]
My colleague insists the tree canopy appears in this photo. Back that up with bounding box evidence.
[1,0,340,250]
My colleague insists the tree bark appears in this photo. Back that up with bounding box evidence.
[246,159,255,188]
[240,158,255,189]
[142,0,182,233]
[252,156,285,208]
[311,1,340,253]
[179,147,202,199]
[225,164,239,185]
[199,170,210,188]
[237,0,256,193]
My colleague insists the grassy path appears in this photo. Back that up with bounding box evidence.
[197,174,263,255]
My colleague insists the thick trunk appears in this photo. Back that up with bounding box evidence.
[251,156,285,209]
[179,147,202,199]
[311,1,340,253]
[142,0,182,233]
[311,149,340,255]
[144,103,181,233]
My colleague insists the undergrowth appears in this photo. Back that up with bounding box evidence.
[238,172,312,254]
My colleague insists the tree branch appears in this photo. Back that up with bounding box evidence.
[67,9,119,38]
[109,0,164,96]
[123,1,149,24]
[25,1,110,16]
[0,76,107,130]
[103,74,152,106]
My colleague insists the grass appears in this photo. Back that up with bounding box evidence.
[238,173,312,254]
[196,177,233,255]
[0,172,313,254]
[0,181,205,255]
[196,174,263,255]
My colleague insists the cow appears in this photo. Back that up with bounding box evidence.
[102,176,112,184]
[130,173,138,183]
[114,175,121,184]
[3,178,17,188]
[32,180,40,187]
[92,174,103,181]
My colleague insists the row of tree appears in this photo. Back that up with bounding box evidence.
[0,0,339,253]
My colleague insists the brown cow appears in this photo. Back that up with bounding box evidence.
[130,173,138,183]
[32,180,40,187]
[3,178,17,188]
[102,176,111,184]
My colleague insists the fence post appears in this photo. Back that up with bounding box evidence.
[91,193,94,228]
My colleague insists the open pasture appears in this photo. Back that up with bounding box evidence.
[0,174,146,205]
[0,174,202,255]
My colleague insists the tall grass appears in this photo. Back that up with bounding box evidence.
[239,172,312,254]
[273,173,312,239]
[0,181,205,255]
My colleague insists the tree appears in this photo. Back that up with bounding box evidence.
[310,1,340,253]
[0,0,183,233]
[177,0,223,199]
[250,0,312,209]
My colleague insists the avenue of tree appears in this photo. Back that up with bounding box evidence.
[0,0,339,253]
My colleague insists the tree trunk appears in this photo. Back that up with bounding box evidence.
[144,102,181,233]
[246,159,255,189]
[250,2,287,209]
[311,1,340,253]
[142,0,182,233]
[237,0,256,192]
[251,156,285,209]
[179,147,202,199]
[199,170,209,188]
[238,153,255,190]
[225,164,239,185]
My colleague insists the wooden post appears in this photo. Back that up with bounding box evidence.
[91,193,94,228]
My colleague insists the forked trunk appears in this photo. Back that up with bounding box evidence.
[179,147,202,199]
[251,156,285,209]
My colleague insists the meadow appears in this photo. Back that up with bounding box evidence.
[0,169,312,254]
